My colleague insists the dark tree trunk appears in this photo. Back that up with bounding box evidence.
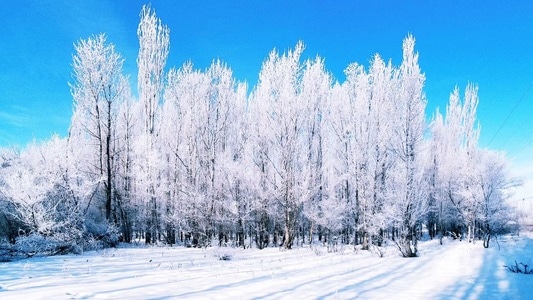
[105,101,113,221]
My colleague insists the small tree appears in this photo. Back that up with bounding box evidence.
[475,149,517,248]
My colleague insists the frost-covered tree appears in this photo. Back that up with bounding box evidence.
[137,4,169,136]
[474,149,516,248]
[70,33,126,223]
[0,148,21,243]
[429,84,481,243]
[136,4,170,244]
[222,81,252,248]
[389,35,427,257]
[299,57,337,244]
[2,137,84,252]
[160,63,205,245]
[329,67,365,246]
[111,84,137,242]
[251,42,307,249]
[159,60,242,246]
[428,84,515,248]
[354,54,397,249]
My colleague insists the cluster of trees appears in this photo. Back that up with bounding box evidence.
[0,6,516,257]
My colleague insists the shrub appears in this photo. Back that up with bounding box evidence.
[504,260,533,274]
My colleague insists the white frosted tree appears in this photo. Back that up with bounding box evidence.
[160,60,240,246]
[331,53,397,250]
[196,61,234,244]
[427,109,446,242]
[390,35,428,257]
[136,4,170,244]
[70,33,126,223]
[431,85,517,248]
[111,82,137,242]
[160,63,206,245]
[251,42,307,249]
[158,66,186,245]
[2,137,84,254]
[431,85,481,243]
[329,65,366,247]
[202,61,242,245]
[357,54,397,249]
[0,148,21,243]
[137,4,170,136]
[299,56,338,244]
[222,81,253,248]
[474,149,516,248]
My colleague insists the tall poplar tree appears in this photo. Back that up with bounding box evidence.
[136,5,170,243]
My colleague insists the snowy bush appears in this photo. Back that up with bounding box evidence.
[212,247,235,261]
[0,200,24,244]
[83,218,120,250]
[505,260,533,275]
[312,245,326,256]
[11,234,79,257]
[219,254,232,261]
[370,244,386,258]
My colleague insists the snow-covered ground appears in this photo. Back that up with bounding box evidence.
[1,234,532,299]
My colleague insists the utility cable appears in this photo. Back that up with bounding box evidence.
[487,82,533,147]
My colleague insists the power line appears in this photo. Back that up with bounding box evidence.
[511,139,533,159]
[487,82,533,147]
[508,196,533,204]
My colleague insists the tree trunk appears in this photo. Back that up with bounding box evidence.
[105,101,113,221]
[483,234,491,248]
[237,218,245,249]
[282,213,293,249]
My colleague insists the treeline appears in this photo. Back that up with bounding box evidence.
[0,6,516,258]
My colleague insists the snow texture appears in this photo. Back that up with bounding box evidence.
[1,235,532,299]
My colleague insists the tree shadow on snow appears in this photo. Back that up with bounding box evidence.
[437,237,533,300]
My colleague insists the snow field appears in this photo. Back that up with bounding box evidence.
[0,235,532,299]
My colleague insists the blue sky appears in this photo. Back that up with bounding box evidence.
[1,1,532,167]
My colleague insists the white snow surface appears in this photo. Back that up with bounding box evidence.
[1,235,532,299]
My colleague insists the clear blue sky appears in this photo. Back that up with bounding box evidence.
[1,1,532,164]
